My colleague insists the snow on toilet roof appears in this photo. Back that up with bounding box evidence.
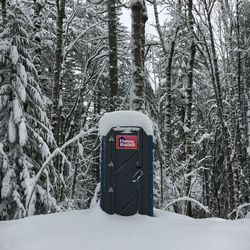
[99,111,153,136]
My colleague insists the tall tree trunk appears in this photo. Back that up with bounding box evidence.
[94,81,101,183]
[141,3,148,66]
[185,0,196,217]
[71,157,79,199]
[52,0,65,144]
[153,0,180,206]
[205,2,236,216]
[235,0,248,203]
[51,0,66,201]
[108,0,118,111]
[220,0,247,205]
[1,0,7,26]
[33,0,43,84]
[243,2,250,201]
[130,0,147,112]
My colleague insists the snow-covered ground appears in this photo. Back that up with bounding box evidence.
[0,205,250,250]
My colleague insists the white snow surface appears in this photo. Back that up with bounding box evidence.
[0,205,250,250]
[8,112,16,144]
[18,118,28,146]
[10,46,19,65]
[99,111,153,136]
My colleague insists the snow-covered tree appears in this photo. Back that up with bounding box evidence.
[0,3,56,219]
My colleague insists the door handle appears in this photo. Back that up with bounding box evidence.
[132,170,143,183]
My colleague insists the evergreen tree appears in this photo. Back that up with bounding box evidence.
[0,3,56,219]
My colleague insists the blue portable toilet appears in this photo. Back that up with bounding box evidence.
[99,111,153,216]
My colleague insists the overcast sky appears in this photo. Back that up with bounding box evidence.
[120,5,163,36]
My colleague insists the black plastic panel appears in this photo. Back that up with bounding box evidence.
[100,127,153,216]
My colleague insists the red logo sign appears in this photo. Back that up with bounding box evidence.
[116,135,138,150]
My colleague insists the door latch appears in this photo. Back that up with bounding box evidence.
[132,170,143,183]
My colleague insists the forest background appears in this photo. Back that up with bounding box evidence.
[0,0,250,221]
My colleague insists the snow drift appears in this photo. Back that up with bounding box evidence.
[0,205,250,250]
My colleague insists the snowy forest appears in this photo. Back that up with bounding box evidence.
[0,0,250,221]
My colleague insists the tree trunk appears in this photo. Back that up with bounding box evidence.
[205,2,236,216]
[220,0,247,205]
[51,0,66,201]
[33,0,43,83]
[185,0,196,217]
[94,81,101,183]
[71,157,79,199]
[153,0,180,206]
[130,0,147,112]
[52,0,66,145]
[235,0,248,203]
[108,0,118,111]
[1,0,7,26]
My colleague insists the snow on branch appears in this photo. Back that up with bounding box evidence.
[0,143,8,171]
[90,182,100,209]
[64,22,102,59]
[228,203,250,219]
[26,127,97,214]
[192,132,214,145]
[164,196,210,214]
[184,165,210,179]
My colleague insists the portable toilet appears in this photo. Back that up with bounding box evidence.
[99,111,153,216]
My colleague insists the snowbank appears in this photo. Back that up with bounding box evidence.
[0,206,250,250]
[99,111,153,136]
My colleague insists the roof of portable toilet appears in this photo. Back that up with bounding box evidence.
[99,111,153,136]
